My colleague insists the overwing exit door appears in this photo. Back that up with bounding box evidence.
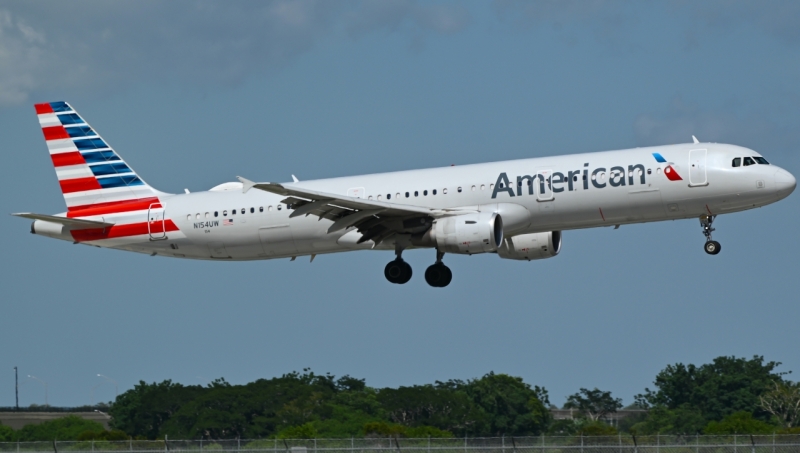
[147,203,166,240]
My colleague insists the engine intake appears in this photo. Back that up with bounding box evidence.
[497,231,561,261]
[431,212,503,254]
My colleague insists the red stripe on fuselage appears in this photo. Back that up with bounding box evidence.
[70,220,179,242]
[59,177,102,193]
[67,197,161,218]
[42,125,70,140]
[35,103,54,114]
[51,152,86,167]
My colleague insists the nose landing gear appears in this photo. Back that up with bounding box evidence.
[700,215,721,255]
[424,250,452,288]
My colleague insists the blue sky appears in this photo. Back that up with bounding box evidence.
[1,0,799,409]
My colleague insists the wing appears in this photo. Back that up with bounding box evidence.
[238,177,471,246]
[12,212,115,229]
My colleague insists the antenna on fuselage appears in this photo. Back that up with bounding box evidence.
[692,135,700,144]
[292,175,299,183]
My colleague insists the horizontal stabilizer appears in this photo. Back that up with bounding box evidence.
[11,212,114,229]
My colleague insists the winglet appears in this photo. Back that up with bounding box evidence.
[237,176,256,193]
[292,175,299,183]
[692,135,700,144]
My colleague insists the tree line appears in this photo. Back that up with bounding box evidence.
[1,356,798,442]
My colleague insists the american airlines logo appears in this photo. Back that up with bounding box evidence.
[491,153,681,199]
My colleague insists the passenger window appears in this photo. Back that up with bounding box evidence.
[277,205,282,210]
[268,206,273,211]
[377,195,382,200]
[223,210,228,216]
[241,208,245,214]
[386,194,391,200]
[423,190,427,196]
[471,185,476,191]
[250,207,255,213]
[259,206,263,212]
[414,191,418,197]
[754,157,770,165]
[432,189,437,195]
[457,187,462,193]
[231,209,236,215]
[647,169,652,175]
[443,188,447,194]
[405,192,410,198]
[368,195,373,200]
[744,157,755,166]
[732,158,741,167]
[396,193,400,199]
[186,214,191,221]
[214,211,218,217]
[205,212,209,219]
[196,213,200,219]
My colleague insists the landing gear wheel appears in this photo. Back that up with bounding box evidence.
[384,259,412,284]
[700,215,721,255]
[425,263,452,288]
[704,241,721,255]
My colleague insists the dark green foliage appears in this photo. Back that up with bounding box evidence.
[15,415,106,441]
[76,430,129,441]
[109,379,205,439]
[564,388,622,421]
[704,411,776,434]
[628,404,707,435]
[635,356,786,422]
[0,423,15,442]
[438,372,552,436]
[377,385,486,435]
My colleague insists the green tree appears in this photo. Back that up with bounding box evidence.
[440,372,551,436]
[277,423,318,439]
[564,388,622,421]
[377,385,487,435]
[0,423,15,442]
[629,404,707,435]
[704,411,776,434]
[759,380,800,428]
[635,356,787,422]
[109,379,205,439]
[15,416,106,441]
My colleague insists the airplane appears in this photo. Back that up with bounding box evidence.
[14,101,796,287]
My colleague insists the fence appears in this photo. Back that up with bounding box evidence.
[2,436,800,453]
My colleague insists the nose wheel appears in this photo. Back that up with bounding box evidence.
[700,215,721,255]
[425,250,452,287]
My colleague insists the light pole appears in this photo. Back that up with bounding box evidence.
[97,374,118,399]
[13,367,19,410]
[28,375,48,406]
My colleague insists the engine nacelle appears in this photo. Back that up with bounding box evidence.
[431,211,503,254]
[497,231,561,261]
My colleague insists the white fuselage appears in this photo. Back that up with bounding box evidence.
[35,142,796,260]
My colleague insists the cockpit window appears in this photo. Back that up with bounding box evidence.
[732,158,741,167]
[743,157,756,166]
[754,157,770,165]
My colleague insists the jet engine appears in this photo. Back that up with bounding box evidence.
[430,211,503,254]
[497,231,561,261]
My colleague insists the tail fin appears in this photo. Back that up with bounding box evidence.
[34,101,165,217]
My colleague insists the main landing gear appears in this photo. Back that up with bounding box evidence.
[424,250,452,288]
[701,215,721,255]
[383,249,453,287]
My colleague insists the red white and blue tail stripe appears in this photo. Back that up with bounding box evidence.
[35,101,165,217]
[35,101,181,243]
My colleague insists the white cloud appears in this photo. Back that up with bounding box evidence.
[0,0,471,106]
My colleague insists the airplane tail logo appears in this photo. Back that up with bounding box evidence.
[35,101,163,218]
[652,152,683,181]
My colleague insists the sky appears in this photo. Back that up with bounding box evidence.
[1,0,799,410]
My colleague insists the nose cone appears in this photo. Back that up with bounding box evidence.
[774,168,797,200]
